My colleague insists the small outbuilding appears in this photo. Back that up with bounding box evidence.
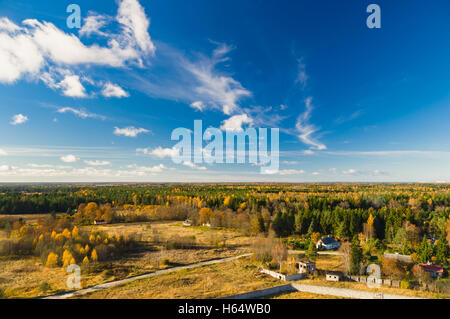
[297,261,316,275]
[94,219,107,225]
[326,271,343,282]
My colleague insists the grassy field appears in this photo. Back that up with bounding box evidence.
[76,256,281,299]
[0,220,253,298]
[0,216,448,299]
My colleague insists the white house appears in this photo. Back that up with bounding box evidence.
[316,236,340,250]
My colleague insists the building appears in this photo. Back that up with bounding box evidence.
[326,271,343,282]
[93,219,107,225]
[316,236,341,250]
[419,262,444,278]
[297,261,316,275]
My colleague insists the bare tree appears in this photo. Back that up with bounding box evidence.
[339,242,351,274]
[271,242,288,272]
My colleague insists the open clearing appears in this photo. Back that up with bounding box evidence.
[0,220,253,298]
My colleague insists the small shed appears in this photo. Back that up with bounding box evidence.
[297,261,316,275]
[326,271,343,282]
[94,219,107,225]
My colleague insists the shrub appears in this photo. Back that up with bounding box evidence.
[0,287,6,299]
[400,279,410,289]
[160,258,170,266]
[39,282,51,293]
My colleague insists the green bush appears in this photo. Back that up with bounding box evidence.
[400,279,410,289]
[0,287,6,299]
[160,258,170,266]
[39,282,51,293]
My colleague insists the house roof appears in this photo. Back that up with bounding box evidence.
[320,236,337,245]
[419,263,444,273]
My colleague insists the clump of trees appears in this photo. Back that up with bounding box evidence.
[0,215,140,268]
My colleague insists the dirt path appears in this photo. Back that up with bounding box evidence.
[43,253,253,299]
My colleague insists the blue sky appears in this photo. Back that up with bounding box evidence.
[0,0,449,182]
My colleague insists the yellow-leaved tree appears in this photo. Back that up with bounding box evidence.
[71,226,79,237]
[46,252,59,268]
[91,249,98,262]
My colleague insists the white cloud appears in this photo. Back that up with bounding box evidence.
[138,146,178,158]
[326,150,450,158]
[302,150,315,155]
[56,107,106,120]
[295,97,326,151]
[0,163,168,179]
[262,169,305,175]
[60,154,78,163]
[190,101,205,111]
[0,17,22,33]
[342,169,388,176]
[114,126,149,137]
[58,75,87,97]
[79,14,111,37]
[184,43,251,115]
[0,149,7,155]
[101,82,129,98]
[0,165,12,172]
[117,0,155,55]
[10,114,28,125]
[0,19,45,83]
[182,161,207,170]
[84,160,111,166]
[220,114,253,132]
[0,0,154,85]
[312,172,320,176]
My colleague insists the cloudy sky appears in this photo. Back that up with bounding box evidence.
[0,0,449,182]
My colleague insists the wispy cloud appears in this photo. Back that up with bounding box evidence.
[342,169,388,176]
[325,150,450,158]
[134,42,251,116]
[114,126,149,137]
[60,154,78,163]
[295,97,326,151]
[182,161,207,170]
[334,109,363,124]
[137,146,178,158]
[295,58,308,87]
[84,160,111,166]
[57,107,106,120]
[262,169,305,175]
[183,43,252,115]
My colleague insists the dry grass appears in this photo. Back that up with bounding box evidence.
[76,257,281,299]
[270,291,348,299]
[0,220,253,298]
